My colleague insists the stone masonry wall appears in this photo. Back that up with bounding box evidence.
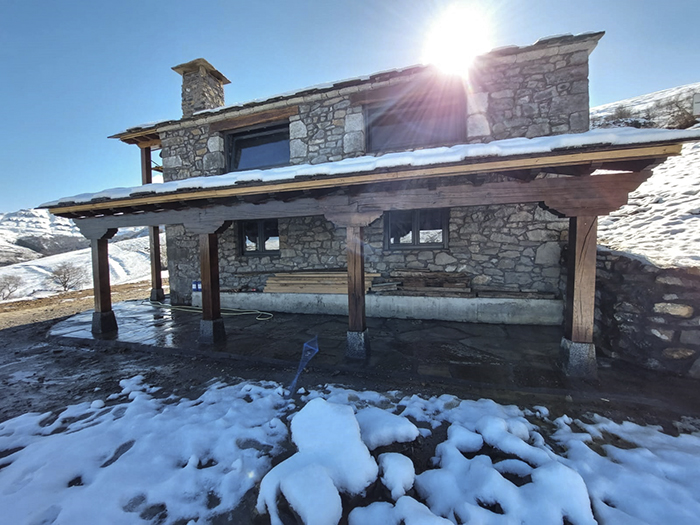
[467,35,598,142]
[595,249,700,379]
[166,204,567,304]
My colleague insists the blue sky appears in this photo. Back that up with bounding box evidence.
[0,0,698,213]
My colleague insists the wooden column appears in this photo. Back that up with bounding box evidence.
[565,216,598,343]
[199,232,225,342]
[141,147,164,302]
[200,233,221,322]
[326,211,381,361]
[347,225,367,333]
[90,229,118,335]
[561,215,598,378]
[186,221,231,343]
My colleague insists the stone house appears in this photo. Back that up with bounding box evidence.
[44,31,700,378]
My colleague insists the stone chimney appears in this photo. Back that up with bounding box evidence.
[172,58,230,118]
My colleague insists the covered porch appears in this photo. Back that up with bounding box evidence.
[44,128,700,379]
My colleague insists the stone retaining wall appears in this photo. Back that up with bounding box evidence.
[595,248,700,378]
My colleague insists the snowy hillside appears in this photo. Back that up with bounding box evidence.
[591,82,700,129]
[0,208,146,266]
[0,236,155,301]
[598,139,700,268]
[593,82,700,268]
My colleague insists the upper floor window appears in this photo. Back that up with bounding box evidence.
[384,209,448,250]
[226,124,289,171]
[239,219,280,255]
[365,77,466,153]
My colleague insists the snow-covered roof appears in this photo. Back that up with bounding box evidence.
[44,127,700,209]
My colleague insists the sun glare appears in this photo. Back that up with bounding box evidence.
[422,4,493,78]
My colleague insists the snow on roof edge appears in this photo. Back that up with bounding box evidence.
[42,127,700,209]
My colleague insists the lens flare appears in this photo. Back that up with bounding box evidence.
[422,4,493,77]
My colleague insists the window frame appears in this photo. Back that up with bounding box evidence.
[238,218,280,256]
[383,209,449,250]
[225,123,290,173]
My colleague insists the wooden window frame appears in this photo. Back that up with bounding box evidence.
[238,218,280,256]
[383,209,449,250]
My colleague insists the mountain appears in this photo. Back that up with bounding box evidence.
[0,208,146,267]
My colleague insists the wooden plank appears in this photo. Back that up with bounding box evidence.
[200,233,221,321]
[49,144,681,216]
[565,216,598,343]
[209,106,299,133]
[346,225,366,332]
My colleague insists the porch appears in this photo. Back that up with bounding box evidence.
[50,300,566,390]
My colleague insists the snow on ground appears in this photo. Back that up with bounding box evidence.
[598,139,700,268]
[0,237,154,301]
[1,378,699,525]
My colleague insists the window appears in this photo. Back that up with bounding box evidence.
[239,219,280,255]
[384,209,448,249]
[226,124,289,171]
[367,103,465,153]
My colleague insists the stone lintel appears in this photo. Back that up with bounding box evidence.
[346,329,370,361]
[91,311,118,335]
[200,318,226,343]
[172,58,230,85]
[560,337,597,379]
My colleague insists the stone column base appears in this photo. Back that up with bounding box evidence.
[560,337,597,379]
[346,330,370,361]
[92,311,118,335]
[200,318,226,343]
[150,288,165,302]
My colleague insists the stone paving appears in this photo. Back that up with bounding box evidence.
[50,300,564,390]
[47,299,700,417]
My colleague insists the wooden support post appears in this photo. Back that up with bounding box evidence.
[148,226,164,301]
[90,230,118,335]
[199,232,225,343]
[141,147,165,302]
[346,224,370,360]
[562,216,598,378]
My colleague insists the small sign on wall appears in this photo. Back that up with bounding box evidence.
[694,93,700,117]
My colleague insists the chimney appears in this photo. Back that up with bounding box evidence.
[172,58,231,118]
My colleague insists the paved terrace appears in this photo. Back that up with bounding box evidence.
[48,300,700,416]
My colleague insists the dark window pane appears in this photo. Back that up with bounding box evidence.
[368,103,464,152]
[419,209,443,244]
[263,220,280,251]
[229,126,290,171]
[389,210,414,245]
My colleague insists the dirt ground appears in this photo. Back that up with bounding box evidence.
[0,281,159,331]
[2,282,700,523]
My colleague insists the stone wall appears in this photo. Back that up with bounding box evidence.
[595,249,700,378]
[166,204,568,304]
[467,34,600,142]
[161,125,225,182]
[160,33,600,305]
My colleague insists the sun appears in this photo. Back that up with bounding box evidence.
[422,4,493,78]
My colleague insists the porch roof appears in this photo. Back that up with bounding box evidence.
[45,127,700,219]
